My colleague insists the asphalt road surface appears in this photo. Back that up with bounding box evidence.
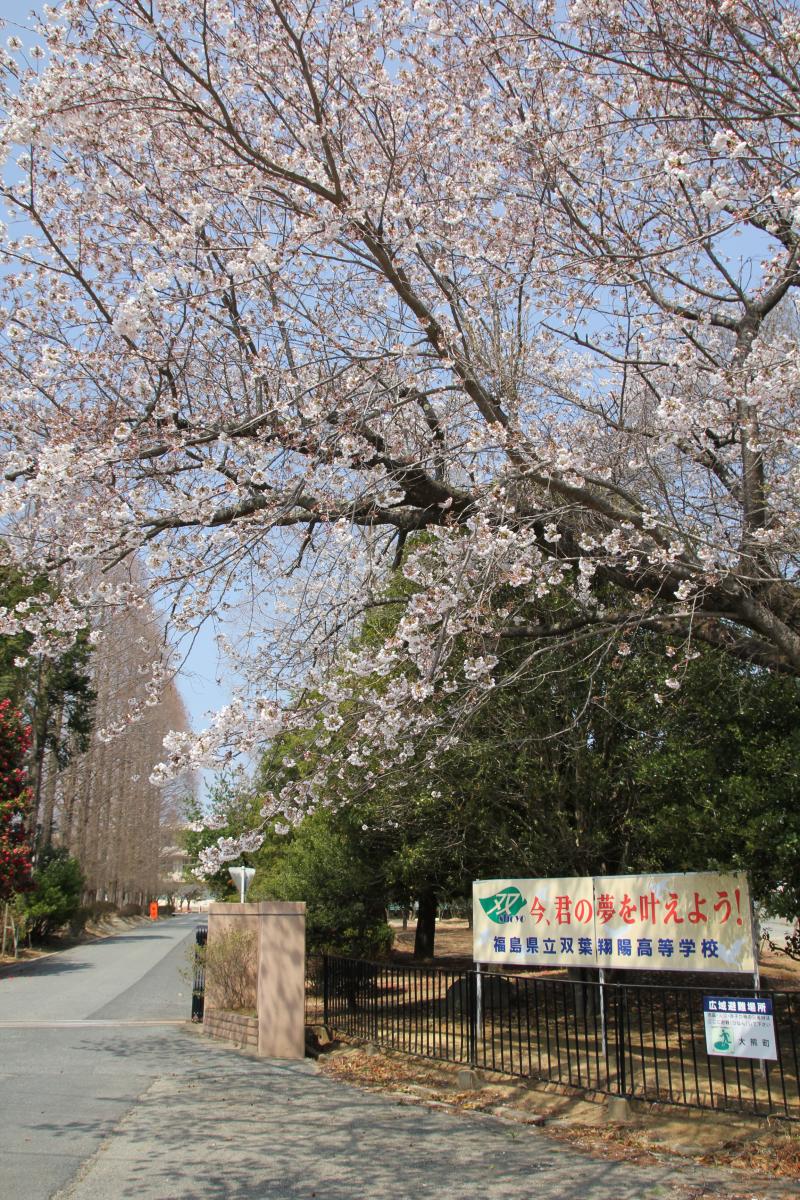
[0,916,796,1200]
[0,914,199,1199]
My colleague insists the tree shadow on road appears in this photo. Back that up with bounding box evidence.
[87,933,176,944]
[0,959,91,977]
[38,1056,713,1200]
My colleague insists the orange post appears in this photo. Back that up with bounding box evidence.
[149,901,158,921]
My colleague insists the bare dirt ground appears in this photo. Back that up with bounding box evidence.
[314,918,800,1191]
[390,918,800,988]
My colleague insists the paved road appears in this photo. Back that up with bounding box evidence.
[0,915,199,1198]
[0,918,796,1200]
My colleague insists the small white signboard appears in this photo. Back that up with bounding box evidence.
[703,996,777,1061]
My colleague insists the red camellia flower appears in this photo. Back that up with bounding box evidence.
[0,700,33,900]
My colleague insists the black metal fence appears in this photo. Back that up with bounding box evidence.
[313,955,800,1121]
[191,924,208,1022]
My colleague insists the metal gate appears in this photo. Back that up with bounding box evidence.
[191,924,208,1022]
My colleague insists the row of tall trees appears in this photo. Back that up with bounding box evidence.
[0,564,192,909]
[55,609,190,907]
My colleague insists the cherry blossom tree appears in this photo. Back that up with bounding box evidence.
[1,1,800,862]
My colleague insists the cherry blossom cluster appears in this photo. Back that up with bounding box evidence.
[1,0,800,857]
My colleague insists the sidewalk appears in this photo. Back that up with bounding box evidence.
[55,1027,800,1200]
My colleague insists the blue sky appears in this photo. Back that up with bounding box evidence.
[2,3,37,38]
[172,622,235,736]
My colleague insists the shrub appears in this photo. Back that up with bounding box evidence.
[204,928,258,1012]
[23,846,84,939]
[68,906,90,937]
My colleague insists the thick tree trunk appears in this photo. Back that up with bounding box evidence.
[39,739,62,850]
[567,965,599,1019]
[414,889,437,959]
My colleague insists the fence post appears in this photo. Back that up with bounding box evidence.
[598,966,607,1059]
[372,962,379,1042]
[615,984,627,1096]
[467,969,477,1067]
[322,953,329,1027]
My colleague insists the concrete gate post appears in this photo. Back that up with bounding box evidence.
[254,900,306,1058]
[206,900,307,1059]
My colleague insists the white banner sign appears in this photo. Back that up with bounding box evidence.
[473,872,754,974]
